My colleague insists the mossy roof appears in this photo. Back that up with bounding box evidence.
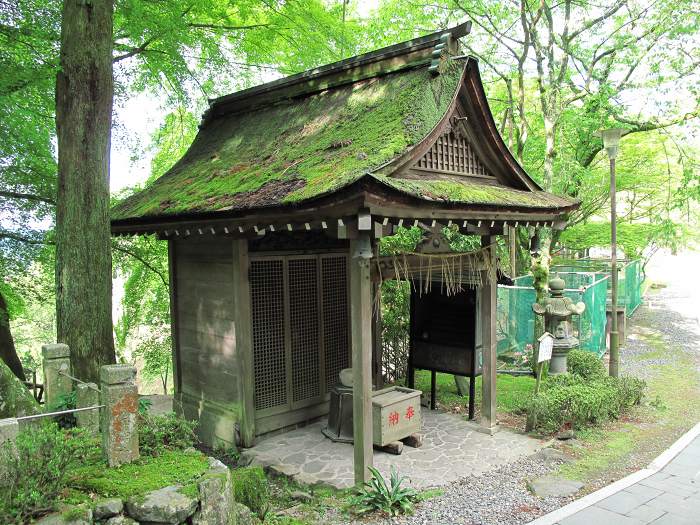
[113,61,466,221]
[112,56,576,225]
[374,176,574,209]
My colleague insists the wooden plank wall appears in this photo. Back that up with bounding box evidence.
[173,238,242,448]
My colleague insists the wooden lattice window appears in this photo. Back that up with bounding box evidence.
[321,255,350,392]
[415,130,491,177]
[250,254,349,417]
[251,259,287,411]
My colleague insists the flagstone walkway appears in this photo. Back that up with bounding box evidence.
[241,410,547,489]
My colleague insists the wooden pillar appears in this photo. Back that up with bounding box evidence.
[371,278,384,389]
[167,240,182,395]
[233,239,255,448]
[480,236,498,432]
[350,233,373,485]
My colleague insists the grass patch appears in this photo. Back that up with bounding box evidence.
[407,370,534,416]
[67,450,209,500]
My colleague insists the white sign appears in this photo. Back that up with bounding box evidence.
[538,332,554,363]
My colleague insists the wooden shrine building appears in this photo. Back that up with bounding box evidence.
[111,23,578,484]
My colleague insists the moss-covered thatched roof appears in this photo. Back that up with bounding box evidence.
[112,28,577,228]
[113,61,465,221]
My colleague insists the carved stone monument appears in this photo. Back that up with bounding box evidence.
[532,275,586,374]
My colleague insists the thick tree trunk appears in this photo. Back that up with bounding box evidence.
[55,0,115,382]
[0,290,25,381]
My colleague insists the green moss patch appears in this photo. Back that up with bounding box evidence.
[112,62,465,221]
[67,450,209,500]
[375,177,575,209]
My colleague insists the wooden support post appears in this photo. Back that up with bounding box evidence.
[480,236,498,433]
[371,255,384,389]
[350,234,373,485]
[233,239,255,448]
[167,241,182,396]
[468,375,475,421]
[430,370,437,410]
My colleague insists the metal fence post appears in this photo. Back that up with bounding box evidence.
[41,343,72,407]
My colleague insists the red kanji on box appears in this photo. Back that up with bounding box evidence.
[388,411,399,426]
[405,406,415,420]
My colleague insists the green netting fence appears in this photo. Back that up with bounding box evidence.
[497,259,644,359]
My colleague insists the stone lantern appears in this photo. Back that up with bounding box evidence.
[532,275,586,374]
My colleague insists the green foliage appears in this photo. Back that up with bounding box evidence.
[68,449,208,500]
[0,423,96,524]
[138,397,152,415]
[48,390,77,428]
[138,413,198,457]
[231,466,270,519]
[560,222,669,261]
[527,375,646,433]
[350,466,419,517]
[567,349,606,379]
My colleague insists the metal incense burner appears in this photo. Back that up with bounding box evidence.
[532,275,586,374]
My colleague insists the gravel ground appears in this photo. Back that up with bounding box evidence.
[337,453,573,525]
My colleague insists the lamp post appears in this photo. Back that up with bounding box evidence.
[598,128,624,377]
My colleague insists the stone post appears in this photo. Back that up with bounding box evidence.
[100,365,139,467]
[41,343,72,407]
[0,418,19,482]
[76,382,100,435]
[0,418,19,447]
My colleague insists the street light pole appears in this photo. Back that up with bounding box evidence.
[598,128,624,378]
[609,152,619,378]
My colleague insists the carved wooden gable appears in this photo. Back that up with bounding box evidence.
[410,114,496,181]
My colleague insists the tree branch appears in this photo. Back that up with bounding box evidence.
[0,190,55,205]
[112,245,168,287]
[0,231,53,245]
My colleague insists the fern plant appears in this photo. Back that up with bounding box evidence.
[351,466,419,517]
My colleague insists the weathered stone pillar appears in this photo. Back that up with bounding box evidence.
[41,343,72,407]
[76,382,100,435]
[0,418,19,447]
[100,365,139,466]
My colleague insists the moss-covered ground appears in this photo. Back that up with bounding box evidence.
[65,449,209,504]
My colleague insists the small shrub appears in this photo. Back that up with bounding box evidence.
[613,376,646,407]
[527,374,647,433]
[0,422,95,524]
[350,466,419,517]
[48,390,77,428]
[567,349,606,379]
[138,413,197,456]
[231,466,270,519]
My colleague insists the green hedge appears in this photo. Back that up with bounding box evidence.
[527,352,646,433]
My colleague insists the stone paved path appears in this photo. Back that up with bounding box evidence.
[244,410,547,489]
[554,433,700,525]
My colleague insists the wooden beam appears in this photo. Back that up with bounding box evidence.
[167,240,182,395]
[350,234,374,484]
[480,235,498,433]
[232,239,256,447]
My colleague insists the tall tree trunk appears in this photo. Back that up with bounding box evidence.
[55,0,116,382]
[0,290,25,381]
